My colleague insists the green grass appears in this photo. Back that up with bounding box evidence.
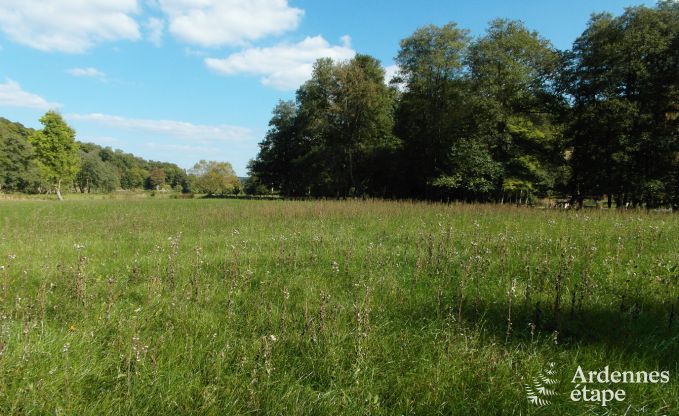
[0,199,676,415]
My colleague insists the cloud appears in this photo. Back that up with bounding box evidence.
[0,0,141,53]
[67,113,253,142]
[145,17,164,46]
[159,0,303,47]
[0,79,60,109]
[384,65,399,84]
[205,35,356,90]
[66,67,107,81]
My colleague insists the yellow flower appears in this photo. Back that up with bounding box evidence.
[69,325,76,332]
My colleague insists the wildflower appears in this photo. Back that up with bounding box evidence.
[69,325,76,332]
[331,261,340,273]
[269,334,277,342]
[74,243,85,250]
[62,343,70,353]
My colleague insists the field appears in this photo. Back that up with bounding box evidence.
[0,199,677,415]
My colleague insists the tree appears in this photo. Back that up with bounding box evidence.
[189,160,239,196]
[75,151,119,193]
[0,118,43,192]
[121,167,147,189]
[30,111,80,200]
[394,23,472,198]
[467,19,565,203]
[248,100,301,195]
[330,55,398,196]
[147,167,166,190]
[565,3,679,207]
[250,55,398,197]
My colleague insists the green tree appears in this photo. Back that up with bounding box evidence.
[251,55,398,197]
[330,55,398,196]
[248,100,301,195]
[565,3,679,207]
[147,167,166,190]
[121,167,147,189]
[30,111,80,200]
[394,23,472,198]
[467,19,565,203]
[189,160,239,196]
[75,151,120,193]
[0,118,43,192]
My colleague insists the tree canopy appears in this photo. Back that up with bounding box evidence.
[189,160,240,196]
[29,111,81,200]
[248,3,679,208]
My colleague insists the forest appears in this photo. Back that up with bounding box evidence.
[0,114,241,199]
[248,2,679,208]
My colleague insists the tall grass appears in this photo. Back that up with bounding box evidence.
[0,199,676,415]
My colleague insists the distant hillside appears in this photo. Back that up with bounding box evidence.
[0,116,188,193]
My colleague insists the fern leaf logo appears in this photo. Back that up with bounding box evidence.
[525,362,559,407]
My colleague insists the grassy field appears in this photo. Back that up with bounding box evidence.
[0,199,676,415]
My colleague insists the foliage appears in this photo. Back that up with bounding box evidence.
[75,151,120,193]
[29,111,81,199]
[0,117,44,192]
[147,167,166,190]
[564,3,679,207]
[189,160,240,195]
[1,114,201,197]
[250,55,398,198]
[248,3,677,207]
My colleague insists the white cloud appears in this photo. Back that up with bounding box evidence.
[383,64,406,91]
[145,17,164,46]
[67,113,252,142]
[0,79,60,109]
[384,65,399,84]
[66,67,107,81]
[0,0,141,53]
[205,35,356,90]
[159,0,303,47]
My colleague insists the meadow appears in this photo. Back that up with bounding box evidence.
[0,199,676,415]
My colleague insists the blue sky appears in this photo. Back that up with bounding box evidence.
[0,0,654,175]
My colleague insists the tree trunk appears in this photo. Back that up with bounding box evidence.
[347,150,356,197]
[56,180,64,201]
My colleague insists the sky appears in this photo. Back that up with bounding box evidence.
[0,0,656,175]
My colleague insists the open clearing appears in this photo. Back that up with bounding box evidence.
[0,199,677,415]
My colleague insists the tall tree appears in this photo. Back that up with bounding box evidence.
[251,55,397,197]
[0,118,43,192]
[566,3,679,207]
[327,54,398,196]
[394,23,472,198]
[248,100,302,195]
[467,19,565,203]
[30,111,80,200]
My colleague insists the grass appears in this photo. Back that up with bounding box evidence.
[0,199,676,415]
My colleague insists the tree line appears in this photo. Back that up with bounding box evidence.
[0,113,240,199]
[248,2,679,208]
